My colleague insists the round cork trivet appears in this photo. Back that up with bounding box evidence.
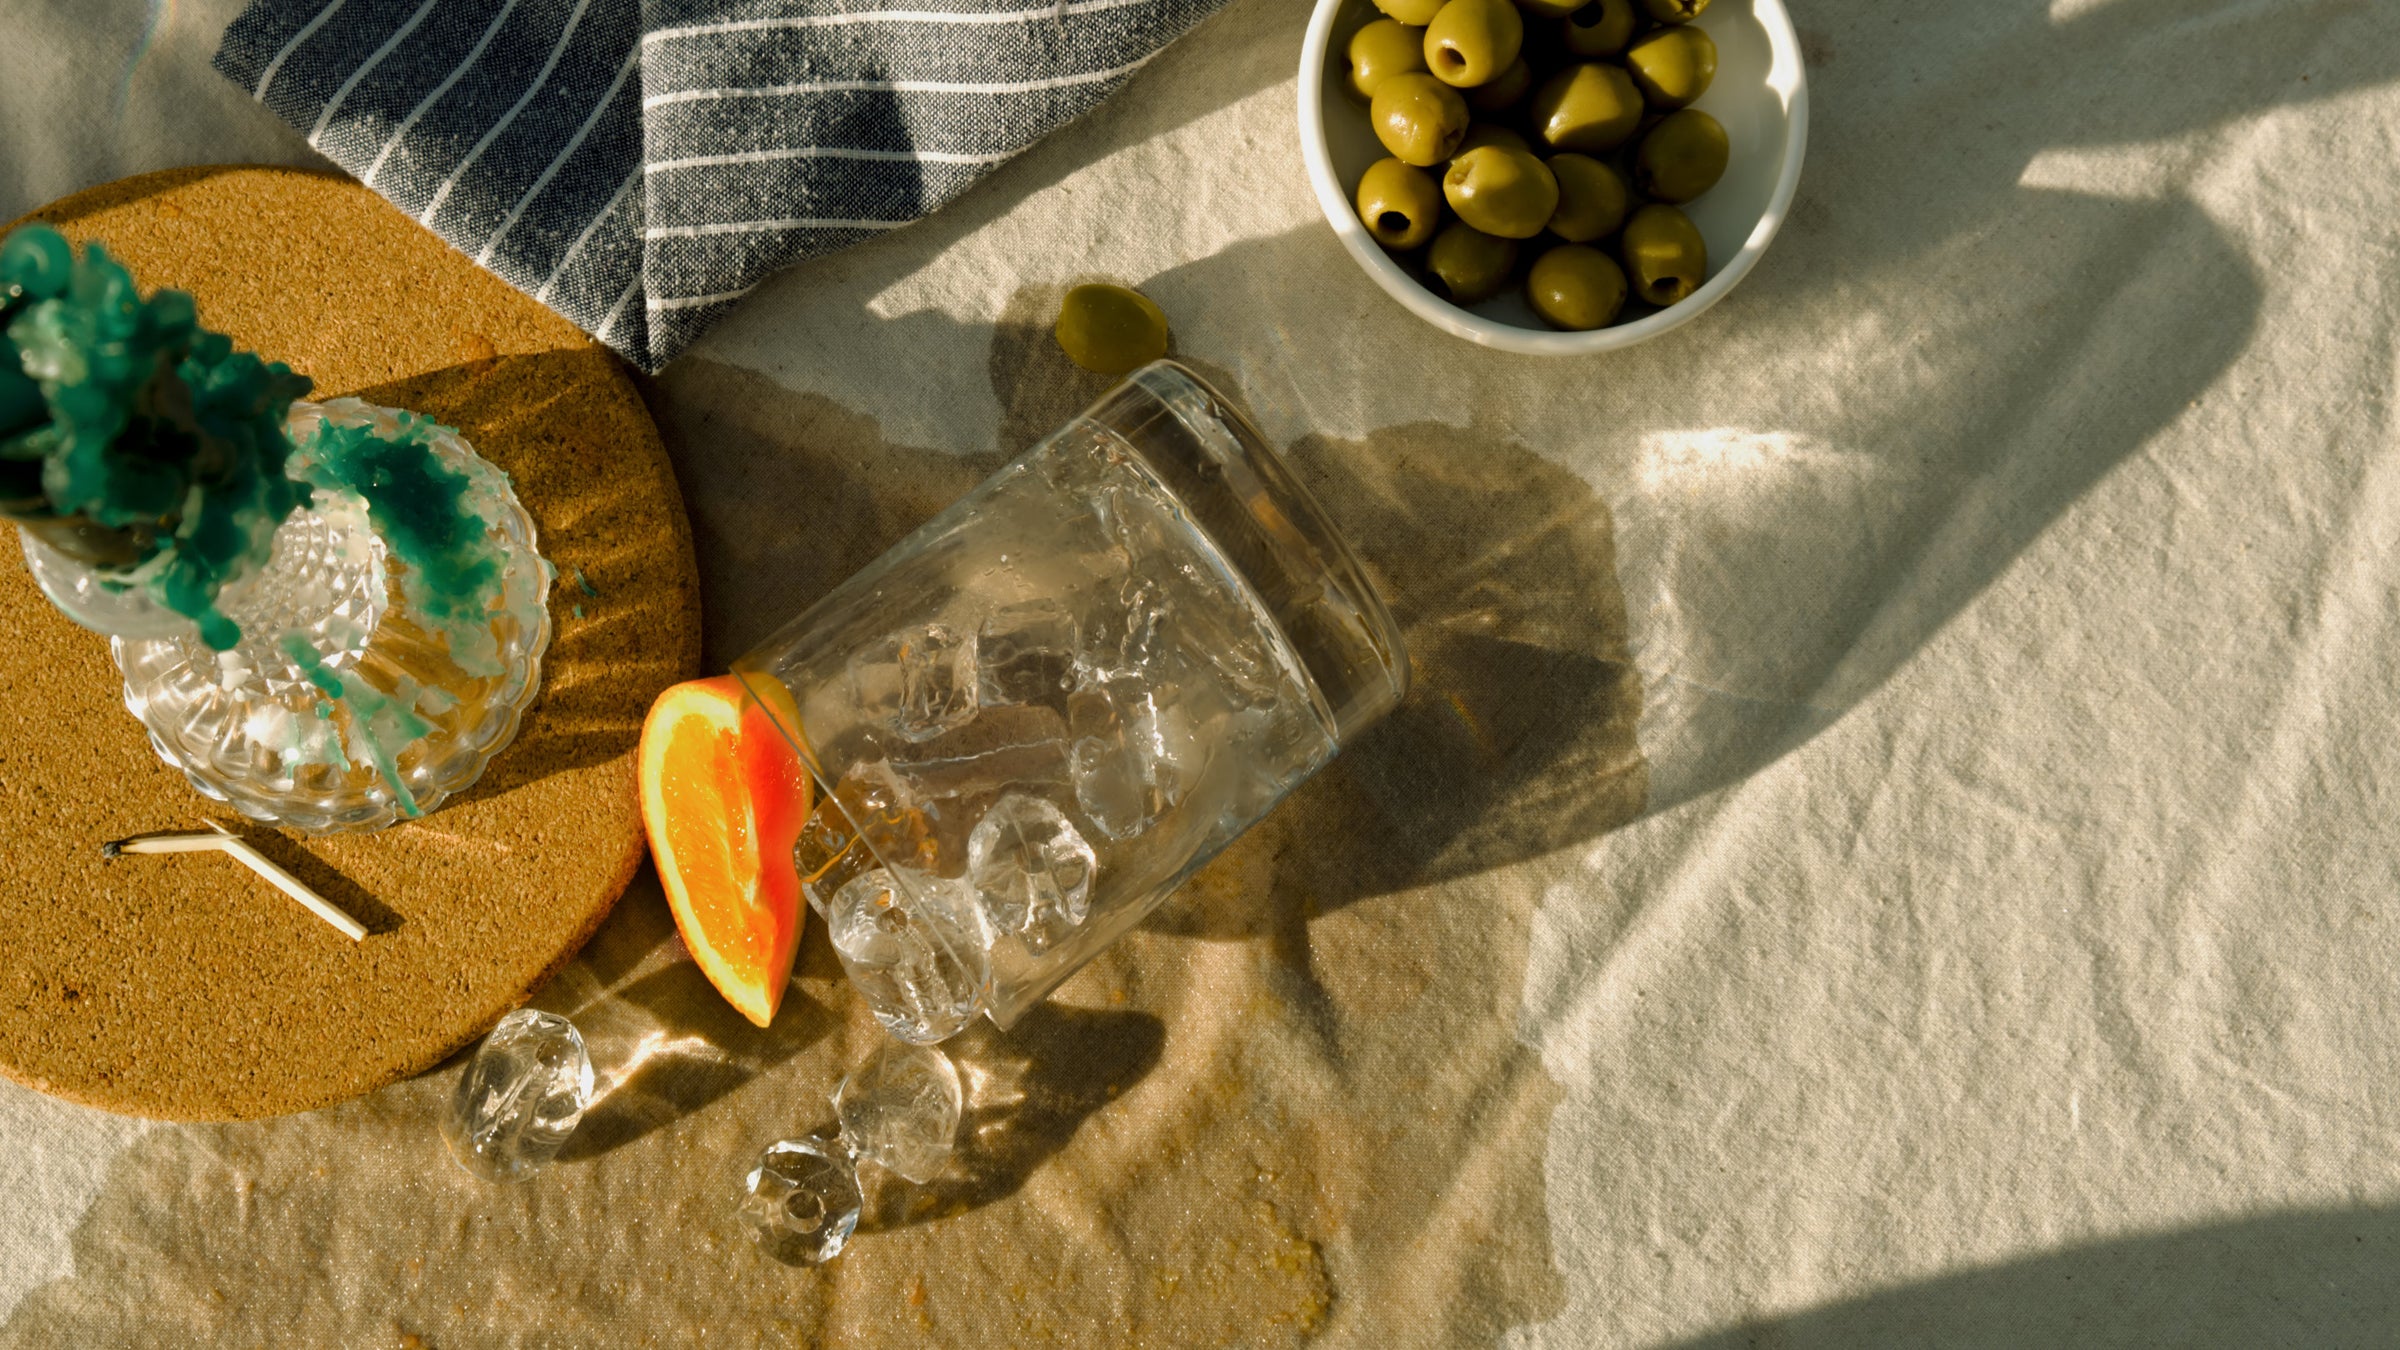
[0,167,701,1121]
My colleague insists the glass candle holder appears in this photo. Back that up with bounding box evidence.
[735,363,1407,1042]
[20,398,551,832]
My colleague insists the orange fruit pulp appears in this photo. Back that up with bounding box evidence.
[638,674,814,1027]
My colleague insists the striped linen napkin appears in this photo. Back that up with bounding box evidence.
[214,0,1230,372]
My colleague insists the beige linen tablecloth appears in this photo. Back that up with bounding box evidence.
[7,0,2400,1344]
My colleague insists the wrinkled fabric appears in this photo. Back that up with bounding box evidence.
[9,0,2400,1344]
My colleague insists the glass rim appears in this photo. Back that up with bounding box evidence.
[1119,360,1412,739]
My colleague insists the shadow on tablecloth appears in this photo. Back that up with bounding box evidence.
[1663,1204,2400,1348]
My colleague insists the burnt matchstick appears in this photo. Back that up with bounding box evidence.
[102,822,368,942]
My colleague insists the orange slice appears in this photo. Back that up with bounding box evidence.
[638,675,814,1027]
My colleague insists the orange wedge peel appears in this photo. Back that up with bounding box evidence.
[638,674,813,1027]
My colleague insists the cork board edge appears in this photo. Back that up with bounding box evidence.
[11,163,351,233]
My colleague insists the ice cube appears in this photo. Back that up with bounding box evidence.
[889,705,1074,800]
[739,1137,863,1265]
[1077,573,1168,680]
[1069,737,1146,841]
[796,764,936,914]
[1094,479,1189,571]
[442,1009,594,1182]
[1158,570,1289,712]
[967,794,1096,953]
[976,601,1079,709]
[885,705,1076,866]
[849,622,978,742]
[827,869,992,1043]
[835,1041,963,1183]
[1065,677,1204,841]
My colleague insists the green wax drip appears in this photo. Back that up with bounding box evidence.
[569,564,599,598]
[275,410,510,813]
[0,224,312,649]
[284,634,425,818]
[298,414,506,677]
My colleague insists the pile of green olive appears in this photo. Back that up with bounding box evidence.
[1345,0,1727,331]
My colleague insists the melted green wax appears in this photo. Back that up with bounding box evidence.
[0,224,312,649]
[281,412,513,816]
[284,633,428,818]
[298,412,507,678]
[3,226,522,818]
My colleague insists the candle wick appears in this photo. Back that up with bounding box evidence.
[99,824,370,942]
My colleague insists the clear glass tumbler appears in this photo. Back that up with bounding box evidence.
[735,363,1407,1042]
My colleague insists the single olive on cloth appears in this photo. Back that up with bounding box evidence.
[1635,108,1728,202]
[1545,154,1630,243]
[1358,158,1446,249]
[1054,283,1169,374]
[1372,71,1473,164]
[1559,0,1638,57]
[1624,24,1716,108]
[1426,223,1519,304]
[1443,145,1561,238]
[1527,244,1629,330]
[1347,19,1429,101]
[1620,203,1709,306]
[1530,63,1645,153]
[1423,0,1524,88]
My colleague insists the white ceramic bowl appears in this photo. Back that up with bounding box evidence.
[1297,0,1809,355]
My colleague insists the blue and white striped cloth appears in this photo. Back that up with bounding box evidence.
[214,0,1229,372]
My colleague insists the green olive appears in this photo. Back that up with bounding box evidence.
[1624,26,1716,108]
[1355,158,1445,251]
[1371,72,1472,165]
[1558,0,1636,58]
[1457,123,1532,157]
[1442,146,1560,239]
[1530,63,1644,154]
[1055,283,1168,375]
[1347,19,1429,102]
[1526,245,1627,329]
[1642,0,1709,23]
[1465,56,1533,112]
[1422,0,1524,89]
[1545,154,1628,242]
[1634,108,1728,202]
[1620,203,1707,306]
[1372,0,1446,24]
[1425,223,1520,305]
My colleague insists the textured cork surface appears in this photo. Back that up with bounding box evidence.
[0,166,701,1122]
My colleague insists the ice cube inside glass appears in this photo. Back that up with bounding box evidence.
[735,363,1407,1040]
